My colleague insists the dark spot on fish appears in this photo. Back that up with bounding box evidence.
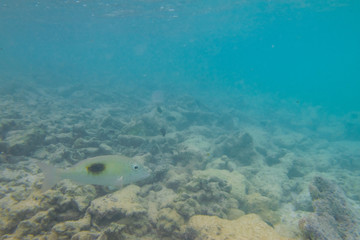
[87,163,105,175]
[160,127,166,137]
[157,106,163,113]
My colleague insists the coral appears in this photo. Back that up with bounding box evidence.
[186,213,294,240]
[299,176,360,240]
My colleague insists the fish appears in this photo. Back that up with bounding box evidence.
[38,155,150,191]
[157,106,163,113]
[160,127,166,137]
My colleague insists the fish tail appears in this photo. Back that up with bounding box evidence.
[37,162,61,192]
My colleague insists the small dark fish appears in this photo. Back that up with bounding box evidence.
[160,127,166,137]
[157,106,163,113]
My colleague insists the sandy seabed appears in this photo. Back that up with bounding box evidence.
[0,81,360,240]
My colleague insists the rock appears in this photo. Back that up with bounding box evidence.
[41,180,97,214]
[5,128,46,155]
[51,215,91,239]
[227,208,245,220]
[71,231,100,240]
[87,185,146,226]
[172,149,204,167]
[101,222,126,240]
[56,181,97,212]
[193,169,247,202]
[273,133,307,149]
[206,155,237,172]
[245,193,280,225]
[0,119,17,137]
[294,189,313,211]
[156,208,184,236]
[13,209,56,238]
[299,176,360,240]
[171,169,243,220]
[79,147,99,157]
[250,165,287,203]
[146,187,178,224]
[214,132,257,165]
[174,197,199,219]
[122,117,160,137]
[99,143,112,154]
[73,138,90,149]
[117,135,145,148]
[101,116,125,129]
[206,157,227,170]
[0,141,9,154]
[72,125,89,139]
[0,193,42,235]
[55,133,74,145]
[186,214,294,240]
[165,170,188,191]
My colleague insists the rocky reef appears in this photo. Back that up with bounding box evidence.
[1,82,360,239]
[299,176,360,240]
[186,214,293,240]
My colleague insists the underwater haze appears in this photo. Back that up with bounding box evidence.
[1,0,360,113]
[1,0,360,239]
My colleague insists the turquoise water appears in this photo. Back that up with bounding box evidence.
[1,0,359,113]
[1,1,360,239]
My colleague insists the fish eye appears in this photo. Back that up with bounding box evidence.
[132,164,139,170]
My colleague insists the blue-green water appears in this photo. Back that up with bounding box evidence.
[1,1,360,239]
[1,0,359,114]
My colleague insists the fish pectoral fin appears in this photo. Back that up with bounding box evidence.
[115,176,124,188]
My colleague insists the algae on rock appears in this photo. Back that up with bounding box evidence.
[186,213,294,240]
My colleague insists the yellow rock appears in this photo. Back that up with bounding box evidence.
[187,213,294,240]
